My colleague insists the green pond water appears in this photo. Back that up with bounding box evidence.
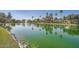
[1,23,79,48]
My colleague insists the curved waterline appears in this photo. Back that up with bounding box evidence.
[0,27,19,48]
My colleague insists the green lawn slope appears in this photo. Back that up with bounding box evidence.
[0,27,19,48]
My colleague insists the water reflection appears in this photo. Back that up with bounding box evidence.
[1,23,79,36]
[32,27,34,30]
[11,23,16,27]
[59,34,63,39]
[63,26,79,35]
[0,23,79,48]
[35,24,53,35]
[22,23,25,27]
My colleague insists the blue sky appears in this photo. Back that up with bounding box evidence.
[0,10,79,20]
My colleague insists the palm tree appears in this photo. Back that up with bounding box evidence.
[49,13,53,22]
[7,12,12,19]
[55,13,57,16]
[32,16,34,20]
[45,12,49,22]
[63,16,66,20]
[60,10,63,15]
[59,10,63,20]
[40,15,41,18]
[39,15,42,19]
[46,12,48,17]
[54,13,58,20]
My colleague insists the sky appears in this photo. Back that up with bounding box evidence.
[0,10,79,20]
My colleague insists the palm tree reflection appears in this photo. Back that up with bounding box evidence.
[34,24,79,36]
[32,27,34,30]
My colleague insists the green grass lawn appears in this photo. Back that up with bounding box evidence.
[0,27,19,48]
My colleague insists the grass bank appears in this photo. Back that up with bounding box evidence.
[35,23,78,26]
[0,27,19,48]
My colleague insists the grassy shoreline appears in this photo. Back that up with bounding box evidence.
[0,27,19,48]
[0,23,78,26]
[34,23,78,26]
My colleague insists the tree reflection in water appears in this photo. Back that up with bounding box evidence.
[39,29,41,31]
[59,34,63,39]
[0,23,79,48]
[11,23,16,27]
[1,23,79,36]
[32,27,34,30]
[34,24,79,36]
[22,23,25,27]
[63,26,79,35]
[35,24,53,35]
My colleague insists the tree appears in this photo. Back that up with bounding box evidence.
[46,12,49,19]
[22,19,26,23]
[27,19,32,23]
[54,13,58,20]
[40,15,41,17]
[49,13,53,20]
[63,16,66,20]
[59,10,63,20]
[7,12,12,19]
[46,12,49,17]
[0,12,6,23]
[45,12,49,23]
[36,18,40,22]
[39,15,42,19]
[32,16,34,20]
[16,20,21,23]
[60,10,63,15]
[11,19,16,23]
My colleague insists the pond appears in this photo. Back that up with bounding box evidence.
[1,23,79,48]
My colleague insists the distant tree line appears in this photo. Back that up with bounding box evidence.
[0,12,26,23]
[0,11,79,24]
[27,10,79,24]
